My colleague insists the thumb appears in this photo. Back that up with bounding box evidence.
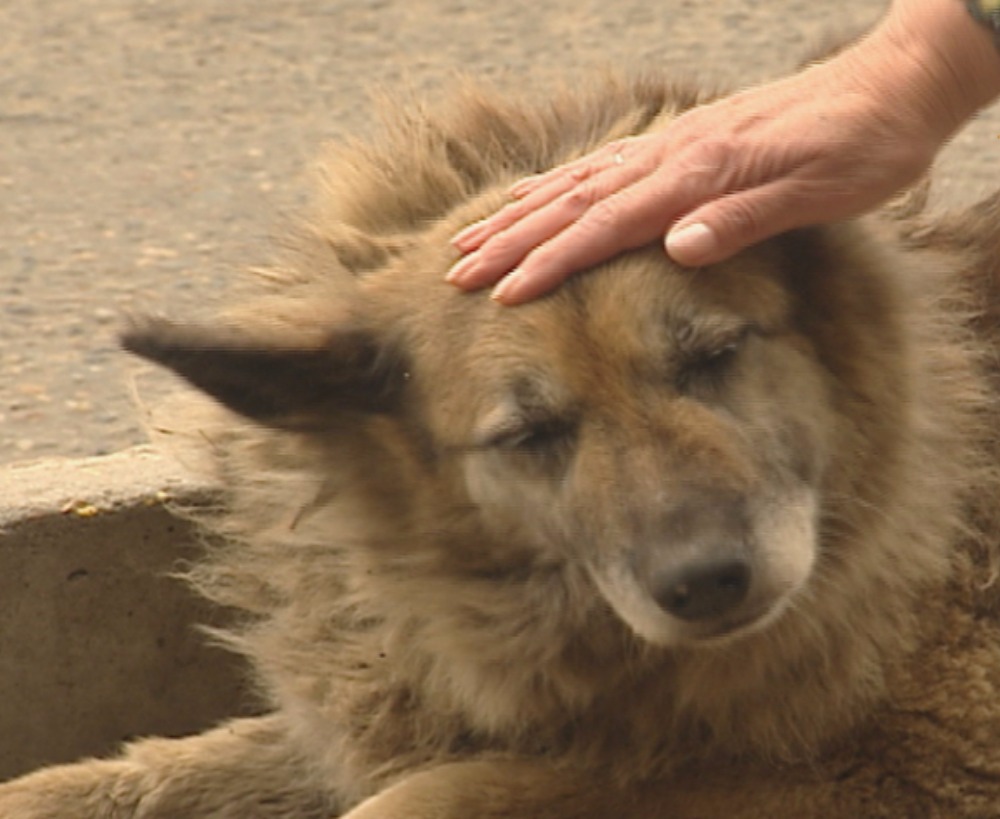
[665,186,803,267]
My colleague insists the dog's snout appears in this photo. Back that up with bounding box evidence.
[651,556,751,622]
[627,491,760,628]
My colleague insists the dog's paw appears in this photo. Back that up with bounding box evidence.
[340,760,615,819]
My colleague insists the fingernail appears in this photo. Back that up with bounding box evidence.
[665,222,717,265]
[446,253,479,285]
[490,269,523,303]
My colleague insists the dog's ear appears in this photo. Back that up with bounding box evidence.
[121,314,406,427]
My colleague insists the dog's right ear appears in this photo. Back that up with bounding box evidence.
[121,314,407,427]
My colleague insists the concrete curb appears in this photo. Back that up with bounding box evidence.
[0,447,250,782]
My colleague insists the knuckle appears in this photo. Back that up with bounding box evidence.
[496,198,530,226]
[562,182,600,213]
[479,228,521,262]
[679,140,730,180]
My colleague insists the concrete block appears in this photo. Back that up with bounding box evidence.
[0,447,252,782]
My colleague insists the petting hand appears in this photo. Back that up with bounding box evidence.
[446,0,1000,305]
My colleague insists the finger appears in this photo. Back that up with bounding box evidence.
[491,138,761,301]
[508,137,637,200]
[508,172,551,200]
[489,264,571,305]
[451,178,614,291]
[450,161,650,289]
[665,181,818,267]
[506,163,584,200]
[451,171,583,253]
[507,154,606,200]
[453,141,640,253]
[491,173,687,304]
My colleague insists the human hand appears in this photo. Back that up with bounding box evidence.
[446,1,998,305]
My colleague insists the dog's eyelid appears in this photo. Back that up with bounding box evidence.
[472,415,565,450]
[672,321,764,393]
[676,319,760,356]
[470,401,522,449]
[472,418,526,450]
[470,377,579,450]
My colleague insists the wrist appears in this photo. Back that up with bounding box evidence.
[873,0,1000,135]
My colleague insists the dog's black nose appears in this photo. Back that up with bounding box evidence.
[652,557,751,622]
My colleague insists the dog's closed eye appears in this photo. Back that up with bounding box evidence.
[484,416,576,453]
[677,340,743,390]
[469,409,579,479]
[674,324,756,393]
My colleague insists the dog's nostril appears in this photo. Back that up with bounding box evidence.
[653,557,751,622]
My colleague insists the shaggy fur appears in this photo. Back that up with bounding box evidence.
[2,72,1000,818]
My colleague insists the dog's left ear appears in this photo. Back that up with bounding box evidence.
[121,314,406,427]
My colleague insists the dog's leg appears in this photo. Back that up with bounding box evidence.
[0,715,338,819]
[340,758,627,819]
[339,755,943,819]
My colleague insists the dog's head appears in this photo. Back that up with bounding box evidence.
[125,208,912,651]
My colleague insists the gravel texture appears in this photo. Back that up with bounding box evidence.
[3,0,998,464]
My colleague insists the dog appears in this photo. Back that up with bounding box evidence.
[2,71,1000,818]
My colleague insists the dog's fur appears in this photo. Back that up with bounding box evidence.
[3,73,1000,818]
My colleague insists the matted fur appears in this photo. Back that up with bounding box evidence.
[3,72,1000,818]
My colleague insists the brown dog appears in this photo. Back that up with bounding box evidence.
[2,73,1000,818]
